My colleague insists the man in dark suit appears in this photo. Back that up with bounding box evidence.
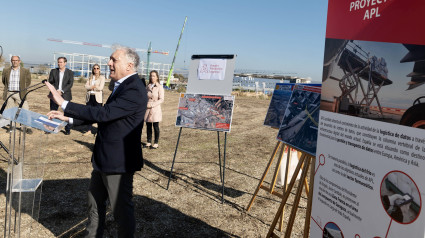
[2,55,31,110]
[46,47,147,238]
[48,56,74,134]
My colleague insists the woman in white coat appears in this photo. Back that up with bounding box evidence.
[144,70,164,149]
[84,64,105,135]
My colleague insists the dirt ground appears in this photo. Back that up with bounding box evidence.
[0,75,310,237]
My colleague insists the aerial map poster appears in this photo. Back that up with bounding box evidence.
[311,0,425,237]
[264,83,295,128]
[175,94,235,132]
[264,83,321,128]
[276,84,321,155]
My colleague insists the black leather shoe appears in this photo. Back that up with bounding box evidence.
[64,130,71,135]
[26,128,33,134]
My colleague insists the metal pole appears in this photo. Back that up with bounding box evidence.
[53,53,56,69]
[4,172,10,238]
[167,127,183,190]
[146,42,151,82]
[16,128,26,237]
[221,132,227,204]
[217,131,222,182]
[166,16,188,87]
[6,121,17,237]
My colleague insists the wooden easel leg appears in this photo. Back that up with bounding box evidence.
[270,145,286,193]
[304,177,309,197]
[297,150,310,196]
[282,148,292,194]
[246,141,282,211]
[266,153,307,238]
[284,154,311,238]
[303,155,316,238]
[278,148,292,231]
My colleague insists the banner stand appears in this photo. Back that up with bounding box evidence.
[246,140,309,231]
[166,127,228,204]
[266,150,315,238]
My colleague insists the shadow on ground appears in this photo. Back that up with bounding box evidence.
[73,139,94,151]
[0,168,234,237]
[143,159,245,199]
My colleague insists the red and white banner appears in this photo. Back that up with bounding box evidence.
[312,0,425,237]
[326,0,425,45]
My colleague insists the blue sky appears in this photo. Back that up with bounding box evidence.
[0,0,328,81]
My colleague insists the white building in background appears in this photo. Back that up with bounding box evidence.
[294,77,312,84]
[52,52,170,80]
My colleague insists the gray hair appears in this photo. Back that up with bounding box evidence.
[112,45,140,71]
[11,55,21,60]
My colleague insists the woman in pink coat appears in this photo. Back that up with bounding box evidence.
[144,70,164,149]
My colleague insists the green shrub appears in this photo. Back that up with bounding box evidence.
[176,84,186,93]
[77,76,85,83]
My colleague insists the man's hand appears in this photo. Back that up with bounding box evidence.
[45,81,65,106]
[56,89,63,96]
[47,110,69,122]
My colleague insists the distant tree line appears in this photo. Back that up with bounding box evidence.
[174,73,187,83]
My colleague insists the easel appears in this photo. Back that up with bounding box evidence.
[169,54,236,204]
[246,141,309,231]
[266,150,316,238]
[167,127,228,204]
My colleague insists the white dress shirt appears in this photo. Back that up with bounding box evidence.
[58,70,65,92]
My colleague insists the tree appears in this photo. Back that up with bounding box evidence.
[174,73,187,83]
[0,56,10,70]
[39,64,49,74]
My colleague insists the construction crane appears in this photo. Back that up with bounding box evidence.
[47,38,169,77]
[166,16,187,87]
[47,38,169,55]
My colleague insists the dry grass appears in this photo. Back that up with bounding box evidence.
[0,76,309,237]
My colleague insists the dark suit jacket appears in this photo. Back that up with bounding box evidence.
[2,67,32,100]
[64,74,148,173]
[48,68,74,100]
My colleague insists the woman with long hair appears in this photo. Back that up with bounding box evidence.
[84,64,105,135]
[144,70,164,149]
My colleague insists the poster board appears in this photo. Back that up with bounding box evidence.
[276,84,321,156]
[264,83,296,128]
[264,83,321,128]
[175,93,235,132]
[311,1,425,237]
[186,55,236,96]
